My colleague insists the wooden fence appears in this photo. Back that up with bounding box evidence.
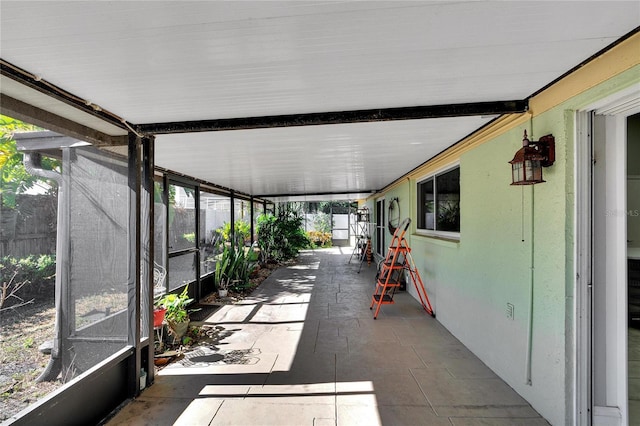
[0,194,57,258]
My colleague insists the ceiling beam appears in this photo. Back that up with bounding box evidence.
[137,100,528,135]
[256,190,377,199]
[154,165,269,203]
[1,94,128,146]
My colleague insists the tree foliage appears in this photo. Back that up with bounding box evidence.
[0,115,60,209]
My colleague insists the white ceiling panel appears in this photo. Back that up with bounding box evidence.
[2,1,637,122]
[154,115,497,197]
[1,1,638,200]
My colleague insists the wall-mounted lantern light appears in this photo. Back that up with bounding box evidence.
[509,130,555,185]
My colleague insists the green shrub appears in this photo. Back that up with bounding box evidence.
[217,220,251,244]
[214,239,258,292]
[257,206,310,263]
[0,254,56,308]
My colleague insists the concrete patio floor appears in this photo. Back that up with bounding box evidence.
[106,247,548,426]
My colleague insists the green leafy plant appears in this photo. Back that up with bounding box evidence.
[0,254,56,309]
[214,239,258,292]
[155,285,193,324]
[214,250,230,291]
[217,220,251,244]
[257,205,310,263]
[437,201,460,232]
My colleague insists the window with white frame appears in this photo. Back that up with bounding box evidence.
[417,165,460,235]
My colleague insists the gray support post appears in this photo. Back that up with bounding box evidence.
[230,190,235,243]
[250,196,255,245]
[143,136,155,385]
[127,133,142,397]
[194,185,201,301]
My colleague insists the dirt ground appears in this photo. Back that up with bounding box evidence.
[0,262,278,422]
[0,298,60,422]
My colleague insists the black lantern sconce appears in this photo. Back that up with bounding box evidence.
[509,130,555,185]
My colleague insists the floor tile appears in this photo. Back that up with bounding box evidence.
[336,404,384,425]
[449,417,550,425]
[211,399,335,426]
[106,397,198,426]
[173,398,222,426]
[411,367,527,407]
[107,248,546,426]
[377,405,453,426]
[337,372,429,406]
[434,404,542,419]
[341,342,426,372]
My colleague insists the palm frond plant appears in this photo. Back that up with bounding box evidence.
[214,239,258,296]
[214,251,230,297]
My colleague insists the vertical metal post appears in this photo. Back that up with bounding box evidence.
[163,174,169,291]
[330,202,334,244]
[250,196,255,245]
[127,133,142,397]
[57,147,72,379]
[143,136,155,385]
[195,185,201,301]
[230,190,235,243]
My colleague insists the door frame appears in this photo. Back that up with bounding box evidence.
[375,197,386,257]
[576,84,640,426]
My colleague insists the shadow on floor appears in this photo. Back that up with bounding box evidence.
[107,248,548,426]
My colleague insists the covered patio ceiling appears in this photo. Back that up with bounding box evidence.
[1,1,638,201]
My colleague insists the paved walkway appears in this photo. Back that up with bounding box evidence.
[107,248,548,426]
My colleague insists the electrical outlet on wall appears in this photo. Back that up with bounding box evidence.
[506,303,514,320]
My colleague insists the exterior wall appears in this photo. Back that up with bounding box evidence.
[414,120,569,424]
[365,58,639,424]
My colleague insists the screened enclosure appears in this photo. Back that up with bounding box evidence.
[63,146,132,376]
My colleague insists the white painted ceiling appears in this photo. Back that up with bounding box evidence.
[1,1,638,200]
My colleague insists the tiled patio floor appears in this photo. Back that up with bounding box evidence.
[107,247,548,426]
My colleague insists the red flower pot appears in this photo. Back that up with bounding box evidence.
[153,308,166,328]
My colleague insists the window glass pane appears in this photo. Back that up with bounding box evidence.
[168,184,196,252]
[418,178,435,230]
[199,191,229,276]
[169,252,197,291]
[435,167,460,232]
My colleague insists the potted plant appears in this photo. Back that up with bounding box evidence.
[153,307,166,328]
[214,254,230,297]
[155,285,193,343]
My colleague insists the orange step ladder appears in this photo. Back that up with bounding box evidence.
[369,218,435,319]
